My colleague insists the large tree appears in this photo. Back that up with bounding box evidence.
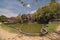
[18,0,60,23]
[34,1,60,24]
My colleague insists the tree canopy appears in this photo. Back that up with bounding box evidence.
[34,2,60,24]
[0,15,7,22]
[17,0,60,24]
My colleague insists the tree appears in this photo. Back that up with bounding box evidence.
[17,14,28,23]
[18,0,60,23]
[0,15,7,22]
[16,14,22,23]
[21,14,28,23]
[34,1,60,35]
[34,2,60,24]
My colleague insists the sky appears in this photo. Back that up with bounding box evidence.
[0,0,60,17]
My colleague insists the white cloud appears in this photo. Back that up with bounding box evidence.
[0,8,18,17]
[26,4,31,8]
[30,10,36,14]
[26,10,36,14]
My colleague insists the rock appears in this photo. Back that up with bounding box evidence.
[41,28,48,35]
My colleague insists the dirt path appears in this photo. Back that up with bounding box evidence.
[56,25,60,31]
[0,26,18,40]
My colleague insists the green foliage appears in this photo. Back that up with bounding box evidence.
[21,14,27,20]
[0,15,7,22]
[1,24,18,33]
[47,23,58,32]
[34,2,60,23]
[16,14,22,23]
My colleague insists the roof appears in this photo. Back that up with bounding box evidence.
[8,17,17,20]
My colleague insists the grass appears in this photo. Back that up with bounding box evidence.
[0,23,58,34]
[21,23,42,33]
[1,24,18,33]
[46,23,58,32]
[21,23,58,34]
[0,23,42,34]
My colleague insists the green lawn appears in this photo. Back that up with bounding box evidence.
[21,23,42,33]
[21,23,58,34]
[1,24,18,33]
[0,23,58,34]
[47,23,58,32]
[0,23,42,34]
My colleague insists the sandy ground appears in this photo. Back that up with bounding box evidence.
[56,25,60,31]
[0,25,60,40]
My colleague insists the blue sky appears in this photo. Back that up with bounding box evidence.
[0,0,60,17]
